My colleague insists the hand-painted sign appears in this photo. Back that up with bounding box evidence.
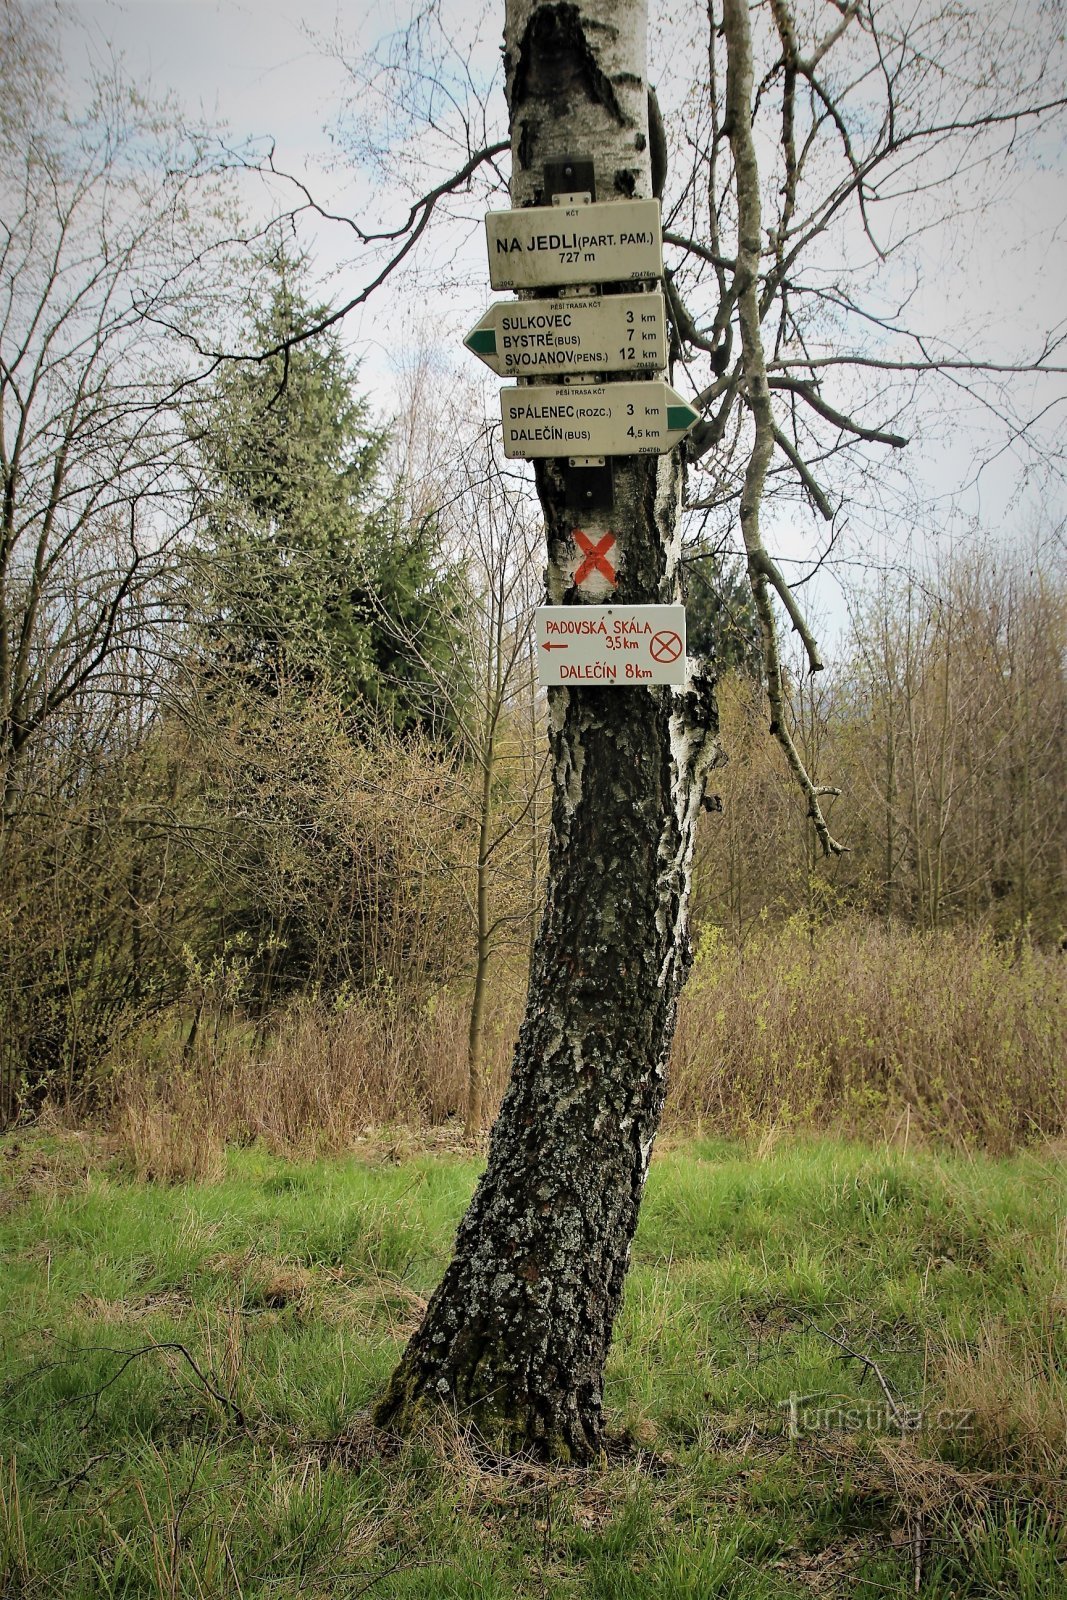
[535,605,687,686]
[464,292,668,376]
[500,381,699,458]
[485,200,663,289]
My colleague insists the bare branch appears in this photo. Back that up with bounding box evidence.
[768,422,835,521]
[767,377,908,448]
[721,0,844,857]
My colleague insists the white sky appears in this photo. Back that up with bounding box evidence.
[54,0,1067,642]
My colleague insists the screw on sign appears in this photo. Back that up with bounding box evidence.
[650,629,682,664]
[573,530,616,586]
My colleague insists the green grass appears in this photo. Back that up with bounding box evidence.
[1,1131,1064,1596]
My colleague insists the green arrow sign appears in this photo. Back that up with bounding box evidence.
[499,381,700,459]
[464,293,668,377]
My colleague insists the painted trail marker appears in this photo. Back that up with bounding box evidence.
[573,530,617,588]
[485,200,663,289]
[536,605,687,686]
[464,292,668,376]
[500,381,699,459]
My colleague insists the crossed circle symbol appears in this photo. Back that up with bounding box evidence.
[650,629,683,663]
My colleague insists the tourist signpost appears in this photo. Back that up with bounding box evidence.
[499,381,699,459]
[464,291,668,377]
[535,605,687,686]
[485,199,663,289]
[466,185,700,688]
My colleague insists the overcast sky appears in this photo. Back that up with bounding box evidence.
[54,0,1067,636]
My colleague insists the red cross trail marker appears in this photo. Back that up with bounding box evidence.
[650,629,682,663]
[574,530,617,587]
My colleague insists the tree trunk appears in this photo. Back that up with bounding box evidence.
[373,0,719,1462]
[465,746,495,1135]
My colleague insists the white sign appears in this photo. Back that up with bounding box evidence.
[464,292,668,376]
[500,381,699,458]
[536,605,687,686]
[485,200,663,289]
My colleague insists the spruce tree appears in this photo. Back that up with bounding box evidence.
[196,252,461,735]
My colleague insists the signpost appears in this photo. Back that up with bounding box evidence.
[500,381,699,459]
[464,292,668,376]
[485,199,663,289]
[535,605,686,686]
[468,182,698,688]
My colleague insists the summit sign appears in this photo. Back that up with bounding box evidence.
[485,199,663,289]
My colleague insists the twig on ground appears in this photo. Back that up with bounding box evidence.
[58,1341,246,1428]
[804,1319,911,1431]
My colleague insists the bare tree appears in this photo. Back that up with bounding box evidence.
[220,0,1067,846]
[0,1,238,832]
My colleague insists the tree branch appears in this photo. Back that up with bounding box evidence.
[722,0,844,858]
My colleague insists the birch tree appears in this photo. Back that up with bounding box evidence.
[372,0,721,1461]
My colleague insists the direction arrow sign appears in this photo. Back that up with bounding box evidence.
[500,381,699,459]
[536,605,687,687]
[465,292,668,377]
[486,199,662,290]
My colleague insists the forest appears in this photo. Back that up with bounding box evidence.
[1,0,1062,1151]
[1,0,1065,1592]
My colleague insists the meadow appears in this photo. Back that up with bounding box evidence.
[2,1128,1064,1597]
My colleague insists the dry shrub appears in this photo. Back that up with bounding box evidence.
[668,917,1066,1149]
[109,979,524,1160]
[115,1095,226,1185]
[109,918,1062,1159]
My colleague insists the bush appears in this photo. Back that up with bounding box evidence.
[668,917,1066,1149]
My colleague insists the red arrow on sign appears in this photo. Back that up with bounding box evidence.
[542,641,568,651]
[574,529,617,586]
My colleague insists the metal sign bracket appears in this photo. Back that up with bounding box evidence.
[560,373,615,511]
[543,159,614,509]
[545,158,596,204]
[565,456,615,513]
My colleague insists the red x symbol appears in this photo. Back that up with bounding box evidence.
[574,529,617,586]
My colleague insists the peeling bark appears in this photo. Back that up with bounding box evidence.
[373,0,720,1461]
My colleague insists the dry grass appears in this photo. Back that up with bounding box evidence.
[101,919,1065,1176]
[937,1318,1067,1497]
[668,917,1066,1150]
[107,982,522,1173]
[0,1125,114,1213]
[115,1099,226,1185]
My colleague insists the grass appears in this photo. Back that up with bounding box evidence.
[1,1129,1064,1596]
